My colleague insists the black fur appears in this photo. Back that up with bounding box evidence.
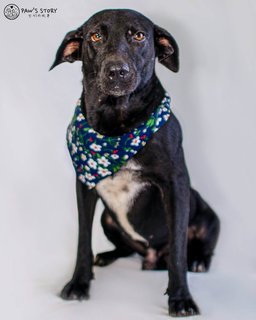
[51,9,220,317]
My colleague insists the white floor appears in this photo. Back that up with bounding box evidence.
[1,200,255,320]
[2,253,255,320]
[1,0,256,319]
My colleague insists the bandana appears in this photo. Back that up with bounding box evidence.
[67,93,171,189]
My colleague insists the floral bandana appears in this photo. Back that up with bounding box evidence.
[67,93,171,189]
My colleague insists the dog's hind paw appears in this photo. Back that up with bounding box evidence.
[188,255,211,273]
[168,298,200,317]
[94,250,119,267]
[188,260,207,273]
[60,279,90,301]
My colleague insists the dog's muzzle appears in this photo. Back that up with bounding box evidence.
[100,59,138,97]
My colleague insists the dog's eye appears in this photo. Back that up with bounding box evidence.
[91,32,102,43]
[133,32,145,41]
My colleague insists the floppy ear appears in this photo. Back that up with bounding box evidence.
[49,27,83,70]
[154,25,179,72]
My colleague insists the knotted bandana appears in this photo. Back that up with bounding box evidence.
[67,93,171,189]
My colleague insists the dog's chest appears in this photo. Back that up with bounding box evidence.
[96,160,148,243]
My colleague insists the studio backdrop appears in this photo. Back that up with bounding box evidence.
[0,1,255,320]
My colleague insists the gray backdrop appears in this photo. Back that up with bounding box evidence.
[1,0,255,319]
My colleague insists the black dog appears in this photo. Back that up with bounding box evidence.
[50,9,220,317]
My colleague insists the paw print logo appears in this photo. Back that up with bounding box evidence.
[4,4,20,20]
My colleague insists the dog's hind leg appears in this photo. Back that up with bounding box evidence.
[94,209,134,266]
[187,188,220,272]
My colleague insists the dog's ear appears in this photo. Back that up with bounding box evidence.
[154,25,179,72]
[49,27,83,70]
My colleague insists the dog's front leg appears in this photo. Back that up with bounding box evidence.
[60,178,98,300]
[164,164,200,317]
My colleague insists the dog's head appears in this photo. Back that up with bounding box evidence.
[50,9,179,97]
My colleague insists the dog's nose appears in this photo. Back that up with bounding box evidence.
[106,63,130,80]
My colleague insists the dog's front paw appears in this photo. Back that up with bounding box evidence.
[168,298,200,317]
[60,279,90,301]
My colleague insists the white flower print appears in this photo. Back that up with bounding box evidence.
[156,117,162,126]
[131,137,140,146]
[90,143,102,152]
[85,172,95,181]
[97,156,110,167]
[87,182,96,189]
[81,154,86,161]
[98,167,111,177]
[163,114,169,121]
[88,158,97,169]
[123,155,129,160]
[77,113,85,121]
[71,143,77,155]
[111,154,119,160]
[68,131,72,144]
[78,174,86,183]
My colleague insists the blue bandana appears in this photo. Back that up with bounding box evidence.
[67,94,171,189]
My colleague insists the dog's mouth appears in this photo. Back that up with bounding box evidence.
[100,81,138,97]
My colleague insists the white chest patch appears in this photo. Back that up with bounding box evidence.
[96,160,148,243]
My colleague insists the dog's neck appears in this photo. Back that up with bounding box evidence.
[80,73,166,136]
